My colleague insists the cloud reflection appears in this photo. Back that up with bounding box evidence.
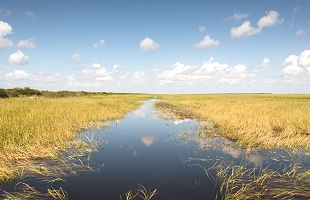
[141,134,159,147]
[222,147,242,158]
[174,119,191,125]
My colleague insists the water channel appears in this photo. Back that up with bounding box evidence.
[2,99,310,199]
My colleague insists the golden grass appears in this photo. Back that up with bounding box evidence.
[208,161,310,200]
[155,94,310,149]
[0,94,152,182]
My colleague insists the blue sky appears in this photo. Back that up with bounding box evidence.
[0,0,309,94]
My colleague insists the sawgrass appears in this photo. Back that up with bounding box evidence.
[206,160,310,200]
[0,94,152,182]
[155,94,310,149]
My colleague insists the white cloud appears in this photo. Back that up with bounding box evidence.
[230,21,261,38]
[298,50,310,67]
[0,21,13,50]
[156,58,252,86]
[193,35,219,49]
[261,57,270,67]
[25,11,38,19]
[230,11,284,38]
[93,39,105,48]
[253,57,270,73]
[295,29,309,36]
[139,37,160,51]
[281,50,310,75]
[80,63,113,81]
[72,52,82,63]
[282,55,303,75]
[0,9,12,16]
[225,12,249,21]
[8,50,28,65]
[3,70,61,82]
[198,26,206,32]
[4,70,30,80]
[257,11,284,28]
[130,71,146,83]
[17,39,36,48]
[216,77,241,85]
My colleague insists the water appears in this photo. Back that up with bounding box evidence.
[2,99,310,199]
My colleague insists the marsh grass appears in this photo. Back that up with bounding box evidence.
[155,94,310,149]
[0,94,152,182]
[211,161,310,199]
[1,182,68,200]
[119,184,157,200]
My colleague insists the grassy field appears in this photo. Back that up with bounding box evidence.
[155,94,310,149]
[0,94,152,182]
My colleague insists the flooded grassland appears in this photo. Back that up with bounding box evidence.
[1,94,310,199]
[155,94,310,199]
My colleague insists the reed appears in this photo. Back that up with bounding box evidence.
[155,94,310,149]
[0,94,152,182]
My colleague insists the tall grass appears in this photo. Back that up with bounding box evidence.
[155,94,310,149]
[0,94,152,182]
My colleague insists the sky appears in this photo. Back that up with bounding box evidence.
[0,0,309,94]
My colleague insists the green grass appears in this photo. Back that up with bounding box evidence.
[0,94,152,182]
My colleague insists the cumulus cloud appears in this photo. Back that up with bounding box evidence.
[17,39,36,48]
[0,21,13,50]
[225,12,249,21]
[261,57,270,67]
[295,29,309,36]
[230,11,284,38]
[8,50,28,65]
[0,9,12,16]
[156,58,252,86]
[72,52,82,63]
[93,39,105,48]
[2,70,61,82]
[139,37,160,51]
[193,35,219,49]
[130,71,146,83]
[298,50,310,67]
[199,26,206,32]
[282,55,303,75]
[25,11,38,19]
[80,63,112,81]
[253,57,269,73]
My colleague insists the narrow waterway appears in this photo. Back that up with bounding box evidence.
[2,99,310,199]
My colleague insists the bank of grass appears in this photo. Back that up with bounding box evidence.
[155,94,310,149]
[0,94,152,182]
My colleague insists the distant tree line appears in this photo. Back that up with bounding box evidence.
[0,87,112,98]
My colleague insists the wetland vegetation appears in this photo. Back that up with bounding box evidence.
[1,91,310,199]
[155,94,310,199]
[0,92,152,182]
[155,94,310,149]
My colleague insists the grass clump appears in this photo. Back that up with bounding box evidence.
[155,94,310,149]
[208,161,310,200]
[0,94,152,182]
[119,184,157,200]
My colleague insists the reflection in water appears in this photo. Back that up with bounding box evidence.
[141,134,159,147]
[246,153,265,166]
[222,147,242,159]
[174,119,191,125]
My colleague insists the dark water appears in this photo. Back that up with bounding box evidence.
[2,99,310,199]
